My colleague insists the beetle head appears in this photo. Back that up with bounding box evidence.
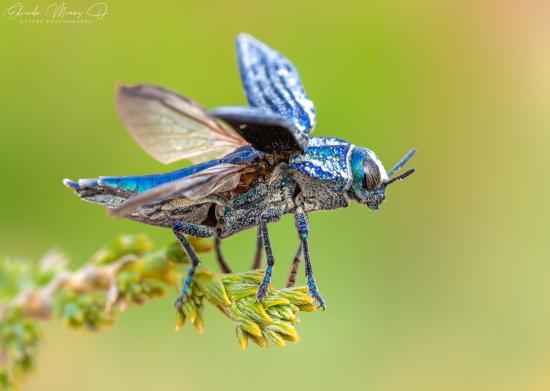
[349,147,416,210]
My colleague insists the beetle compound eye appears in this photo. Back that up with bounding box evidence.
[364,172,376,191]
[363,160,381,191]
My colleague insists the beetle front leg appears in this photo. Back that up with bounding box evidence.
[172,221,216,309]
[294,206,326,309]
[256,208,282,302]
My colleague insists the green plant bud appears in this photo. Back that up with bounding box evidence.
[164,241,189,264]
[91,234,153,265]
[235,326,248,350]
[138,252,178,284]
[175,310,185,332]
[277,287,315,306]
[193,309,205,334]
[188,237,214,254]
[297,303,317,312]
[263,327,286,348]
[247,331,269,349]
[221,269,264,285]
[265,321,300,342]
[181,300,197,324]
[224,283,258,300]
[234,297,272,324]
[236,318,262,338]
[0,371,13,390]
[194,272,230,306]
[261,294,291,308]
[266,305,296,322]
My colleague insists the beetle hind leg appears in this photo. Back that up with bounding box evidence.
[214,236,232,273]
[172,221,216,309]
[285,243,302,288]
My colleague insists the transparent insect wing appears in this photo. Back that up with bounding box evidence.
[115,84,247,165]
[236,33,317,135]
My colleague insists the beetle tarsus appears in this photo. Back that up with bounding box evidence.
[256,267,272,302]
[308,280,326,310]
[174,293,187,310]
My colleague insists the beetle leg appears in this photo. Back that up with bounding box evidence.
[256,208,282,302]
[214,236,232,273]
[294,206,326,309]
[285,243,302,287]
[172,221,216,309]
[250,226,263,270]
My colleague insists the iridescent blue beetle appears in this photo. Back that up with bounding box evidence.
[64,34,416,309]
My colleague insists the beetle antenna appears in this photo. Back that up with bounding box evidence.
[388,148,416,177]
[386,168,415,186]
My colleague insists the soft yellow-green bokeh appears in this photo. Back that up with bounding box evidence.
[2,1,550,390]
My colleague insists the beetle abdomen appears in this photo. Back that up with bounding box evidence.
[99,159,221,193]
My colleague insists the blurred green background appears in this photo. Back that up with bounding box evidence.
[2,0,550,390]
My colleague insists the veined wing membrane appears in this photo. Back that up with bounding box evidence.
[116,84,247,164]
[110,163,254,217]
